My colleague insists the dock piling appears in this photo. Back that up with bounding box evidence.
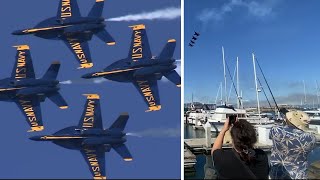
[204,122,211,148]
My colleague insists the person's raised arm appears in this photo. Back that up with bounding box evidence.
[211,118,231,155]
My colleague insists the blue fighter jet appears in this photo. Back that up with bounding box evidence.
[0,45,68,132]
[30,94,132,179]
[13,0,115,69]
[82,24,181,112]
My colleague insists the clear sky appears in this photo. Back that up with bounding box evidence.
[185,0,320,106]
[0,0,180,179]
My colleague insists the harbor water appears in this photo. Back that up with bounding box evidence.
[184,124,320,179]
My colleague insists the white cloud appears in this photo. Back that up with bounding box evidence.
[198,0,277,24]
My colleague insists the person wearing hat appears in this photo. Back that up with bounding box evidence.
[269,110,316,179]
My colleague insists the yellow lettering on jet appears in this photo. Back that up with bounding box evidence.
[82,100,95,128]
[15,51,27,79]
[137,81,158,108]
[84,148,102,177]
[19,100,38,126]
[131,31,143,60]
[67,39,89,65]
[61,0,72,19]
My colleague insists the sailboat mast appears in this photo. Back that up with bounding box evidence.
[252,53,261,119]
[241,90,243,108]
[222,46,227,104]
[303,80,307,106]
[316,80,320,108]
[215,83,221,105]
[220,82,223,105]
[237,57,240,109]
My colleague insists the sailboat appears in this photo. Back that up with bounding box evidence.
[207,47,248,132]
[208,51,274,132]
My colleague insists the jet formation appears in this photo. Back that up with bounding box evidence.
[188,31,200,47]
[30,94,132,179]
[0,45,68,132]
[82,24,181,112]
[13,0,115,69]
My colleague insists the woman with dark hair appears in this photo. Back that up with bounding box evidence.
[211,117,269,179]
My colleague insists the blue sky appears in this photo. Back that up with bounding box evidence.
[185,0,320,106]
[0,0,180,179]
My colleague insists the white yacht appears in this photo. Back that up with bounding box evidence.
[207,105,246,132]
[187,109,212,126]
[304,109,320,133]
[304,109,320,121]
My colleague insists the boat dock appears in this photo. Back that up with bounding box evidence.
[185,134,320,154]
[185,137,272,154]
[309,162,320,179]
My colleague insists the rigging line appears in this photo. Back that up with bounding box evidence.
[228,65,237,102]
[255,57,280,112]
[225,60,242,107]
[257,77,273,109]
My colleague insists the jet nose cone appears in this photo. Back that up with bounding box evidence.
[29,136,43,141]
[12,30,24,35]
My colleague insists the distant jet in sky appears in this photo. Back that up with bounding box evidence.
[82,24,181,112]
[0,45,68,132]
[191,36,197,41]
[30,94,132,179]
[188,43,194,47]
[12,0,115,69]
[194,31,200,36]
[190,40,195,44]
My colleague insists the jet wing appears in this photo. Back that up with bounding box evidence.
[133,77,161,112]
[163,70,181,87]
[113,144,133,161]
[11,45,35,80]
[14,96,44,132]
[78,94,103,129]
[62,36,93,69]
[80,146,106,179]
[57,0,81,22]
[128,24,152,62]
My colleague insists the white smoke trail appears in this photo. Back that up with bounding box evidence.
[60,80,72,84]
[127,127,180,138]
[106,7,181,22]
[126,133,142,138]
[59,78,108,85]
[93,78,108,84]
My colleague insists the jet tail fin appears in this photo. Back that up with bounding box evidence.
[113,144,133,161]
[164,70,181,87]
[109,113,129,131]
[88,0,104,18]
[47,92,68,109]
[95,29,115,45]
[158,39,176,59]
[42,61,60,80]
